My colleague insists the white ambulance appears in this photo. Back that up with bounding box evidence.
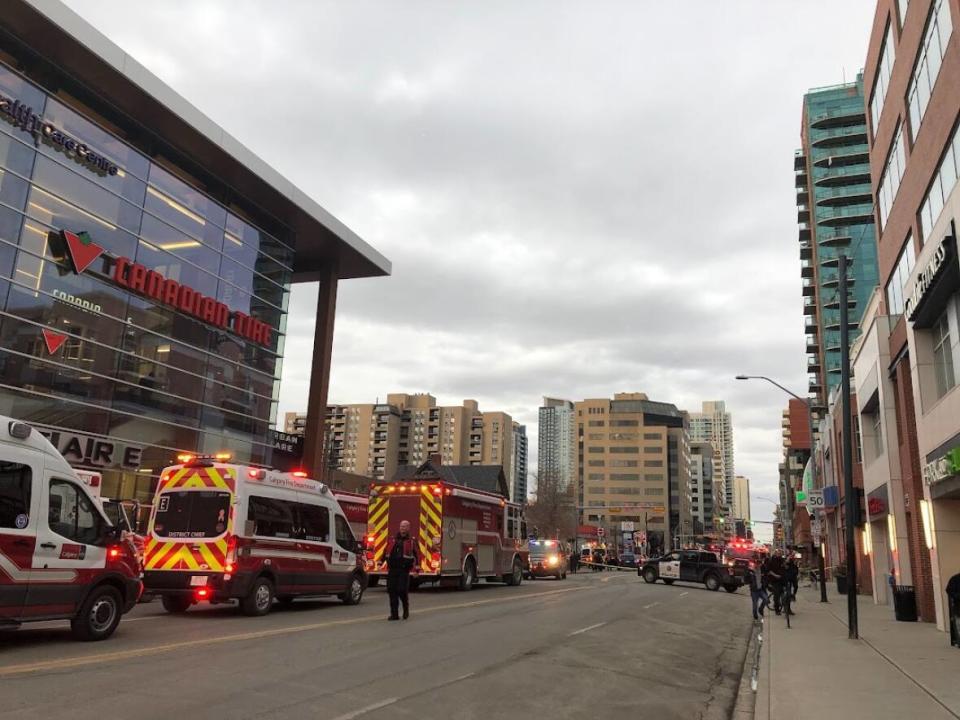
[0,417,142,640]
[143,455,367,616]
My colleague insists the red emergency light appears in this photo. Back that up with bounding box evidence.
[195,587,210,600]
[292,471,308,478]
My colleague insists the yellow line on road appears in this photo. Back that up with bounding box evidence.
[0,585,588,677]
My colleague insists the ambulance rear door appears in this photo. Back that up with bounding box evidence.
[0,449,40,623]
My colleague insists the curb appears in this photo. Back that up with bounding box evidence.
[731,622,760,719]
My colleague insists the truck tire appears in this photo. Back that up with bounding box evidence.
[241,576,274,616]
[704,573,721,592]
[161,595,193,614]
[505,558,523,586]
[71,585,123,641]
[459,558,476,591]
[340,574,365,606]
[642,568,658,584]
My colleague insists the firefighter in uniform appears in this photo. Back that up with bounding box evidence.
[385,520,418,620]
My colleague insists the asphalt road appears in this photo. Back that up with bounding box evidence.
[0,571,752,720]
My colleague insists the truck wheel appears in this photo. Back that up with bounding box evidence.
[642,568,658,584]
[505,558,523,586]
[367,576,380,588]
[241,576,274,616]
[340,574,365,606]
[161,595,193,614]
[459,559,476,591]
[704,573,721,592]
[71,585,123,641]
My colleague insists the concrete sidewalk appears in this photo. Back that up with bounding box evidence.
[754,584,960,720]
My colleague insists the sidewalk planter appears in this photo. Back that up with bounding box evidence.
[836,574,848,595]
[892,585,918,622]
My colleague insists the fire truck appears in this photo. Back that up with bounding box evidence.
[365,467,528,590]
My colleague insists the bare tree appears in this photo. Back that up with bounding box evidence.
[524,471,576,542]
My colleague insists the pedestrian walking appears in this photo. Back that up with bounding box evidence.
[765,550,786,615]
[385,520,417,621]
[745,562,768,621]
[786,556,800,602]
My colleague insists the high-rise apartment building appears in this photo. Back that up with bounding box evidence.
[574,393,691,553]
[689,441,717,534]
[313,393,514,488]
[779,398,812,546]
[860,0,957,629]
[796,78,880,405]
[283,412,307,435]
[538,397,576,488]
[733,476,751,523]
[512,422,529,503]
[689,401,734,519]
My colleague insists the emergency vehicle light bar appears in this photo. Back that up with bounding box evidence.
[176,452,233,466]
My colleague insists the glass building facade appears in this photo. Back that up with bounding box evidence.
[797,76,880,402]
[0,60,294,502]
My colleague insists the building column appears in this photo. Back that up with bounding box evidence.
[302,264,339,482]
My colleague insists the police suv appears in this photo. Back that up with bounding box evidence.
[639,549,742,593]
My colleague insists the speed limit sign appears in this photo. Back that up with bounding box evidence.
[807,491,825,510]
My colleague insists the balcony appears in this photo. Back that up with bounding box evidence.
[802,278,816,296]
[794,149,806,170]
[823,297,857,311]
[803,297,818,316]
[813,149,869,169]
[796,185,809,204]
[801,260,814,278]
[806,337,819,354]
[811,125,868,149]
[814,165,872,187]
[809,376,823,393]
[804,317,819,336]
[810,108,866,129]
[818,232,852,248]
[798,205,810,223]
[808,355,821,372]
[800,242,813,260]
[796,169,809,188]
[817,205,875,227]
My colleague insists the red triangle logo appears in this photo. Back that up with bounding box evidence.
[42,328,68,355]
[61,230,104,275]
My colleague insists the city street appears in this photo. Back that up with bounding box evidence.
[0,572,751,720]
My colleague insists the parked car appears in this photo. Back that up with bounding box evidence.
[618,552,638,569]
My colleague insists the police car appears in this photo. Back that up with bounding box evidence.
[639,549,742,593]
[525,539,567,580]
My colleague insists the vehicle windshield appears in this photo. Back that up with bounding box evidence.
[529,544,559,558]
[153,490,230,539]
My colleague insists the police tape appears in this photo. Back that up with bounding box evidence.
[577,560,639,572]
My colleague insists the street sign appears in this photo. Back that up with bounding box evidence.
[620,521,635,532]
[795,490,808,504]
[807,491,825,510]
[596,527,605,537]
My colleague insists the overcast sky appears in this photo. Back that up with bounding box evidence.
[66,0,878,533]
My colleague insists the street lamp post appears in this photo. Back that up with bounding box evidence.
[736,374,829,603]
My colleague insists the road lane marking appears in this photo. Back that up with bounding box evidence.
[642,602,659,609]
[122,615,167,623]
[568,621,606,636]
[453,672,475,682]
[329,698,400,720]
[679,591,689,597]
[0,585,588,677]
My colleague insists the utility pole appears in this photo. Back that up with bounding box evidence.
[840,254,858,639]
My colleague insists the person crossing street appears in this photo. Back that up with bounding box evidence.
[385,520,418,621]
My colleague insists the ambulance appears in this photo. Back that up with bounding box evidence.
[331,490,368,540]
[0,417,142,640]
[143,455,367,616]
[365,467,529,590]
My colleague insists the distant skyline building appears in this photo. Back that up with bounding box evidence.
[796,77,879,405]
[733,475,751,523]
[538,397,576,488]
[512,422,529,503]
[689,441,717,535]
[689,401,734,519]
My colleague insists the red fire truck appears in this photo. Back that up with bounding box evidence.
[365,467,528,589]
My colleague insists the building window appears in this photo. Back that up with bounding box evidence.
[907,0,953,142]
[898,0,910,27]
[885,236,916,315]
[878,123,907,230]
[872,412,884,460]
[933,309,956,398]
[919,124,960,241]
[869,22,896,135]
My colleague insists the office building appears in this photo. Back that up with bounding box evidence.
[0,2,389,502]
[689,401,734,519]
[796,78,880,406]
[862,0,956,628]
[512,422,529,503]
[779,398,812,545]
[733,475,751,524]
[574,393,691,553]
[538,397,575,488]
[318,393,513,486]
[689,441,717,534]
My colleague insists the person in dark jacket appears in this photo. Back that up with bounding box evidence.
[765,551,786,615]
[746,562,769,621]
[786,557,800,603]
[385,520,417,621]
